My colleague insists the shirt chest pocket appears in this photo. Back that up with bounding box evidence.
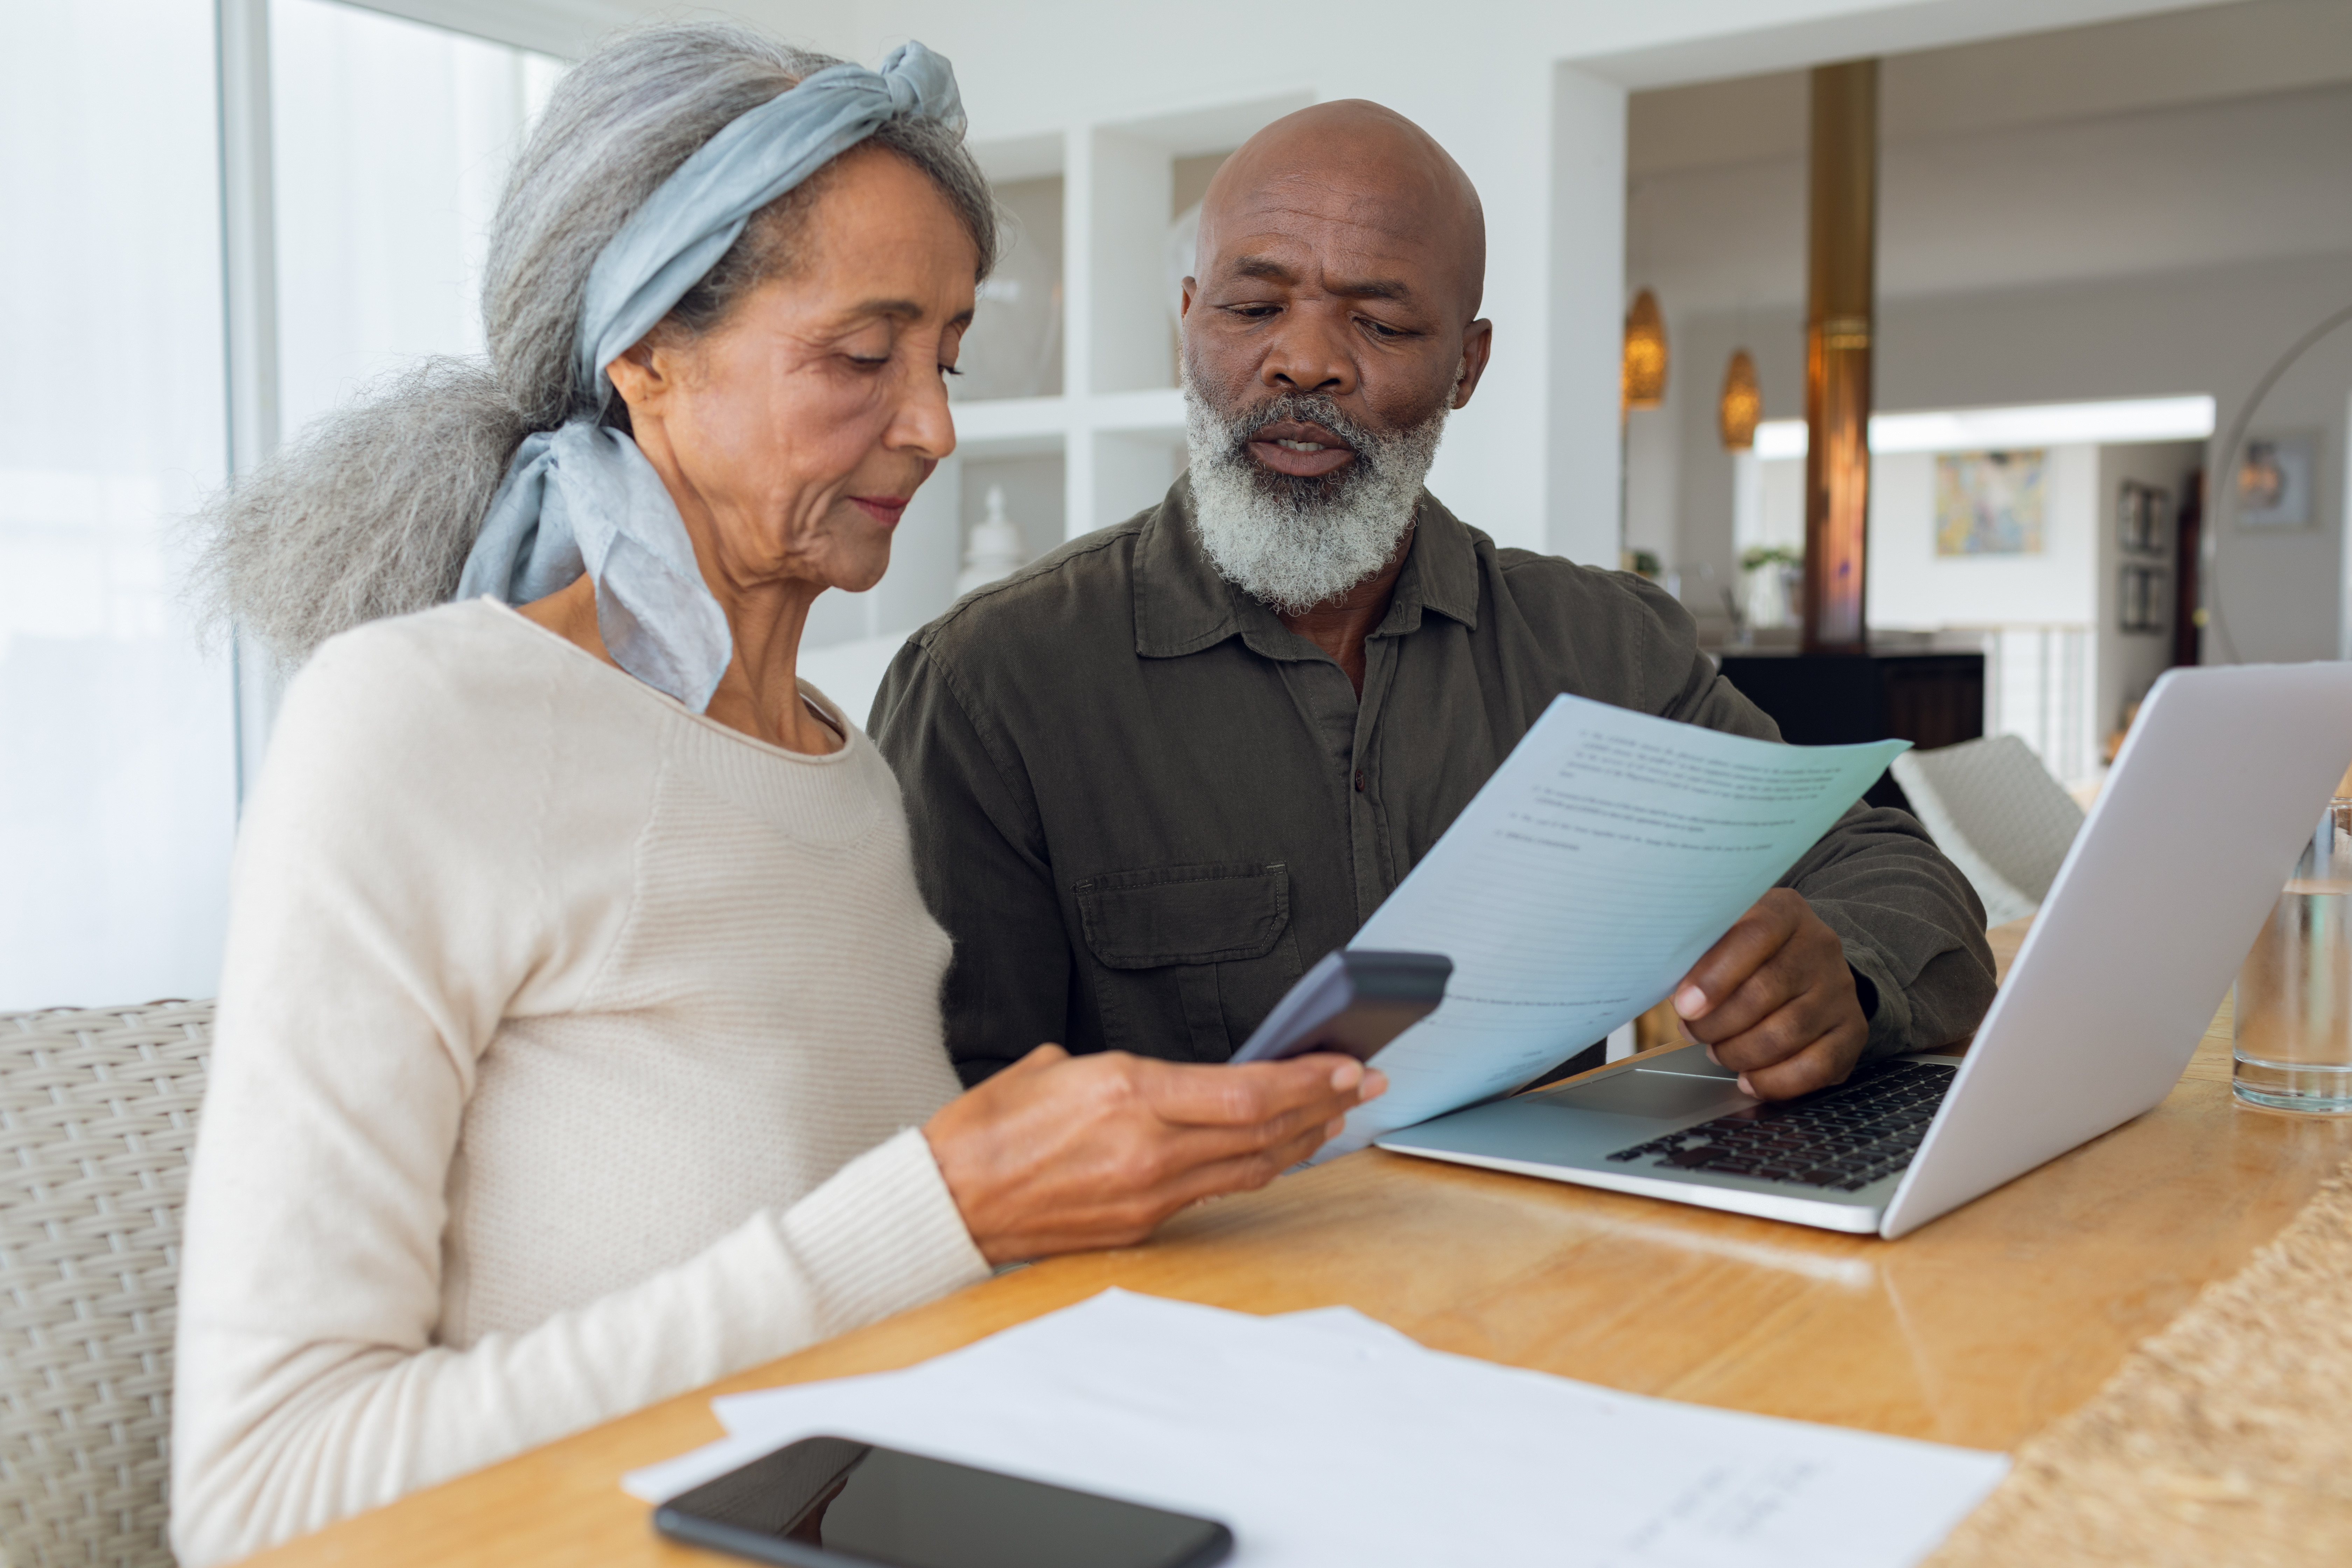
[1072,862,1301,1063]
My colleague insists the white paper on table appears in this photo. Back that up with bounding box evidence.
[1320,694,1907,1156]
[618,1302,1421,1505]
[623,1290,2004,1568]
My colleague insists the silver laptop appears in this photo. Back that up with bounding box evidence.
[1376,663,2352,1238]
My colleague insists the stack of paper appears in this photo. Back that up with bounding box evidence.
[626,1290,2004,1567]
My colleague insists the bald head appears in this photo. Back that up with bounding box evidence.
[1199,100,1486,323]
[1177,102,1492,620]
[1179,98,1493,492]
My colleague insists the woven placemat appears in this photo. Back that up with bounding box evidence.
[1926,1155,2352,1567]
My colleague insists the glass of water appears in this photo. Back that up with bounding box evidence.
[2235,798,2352,1113]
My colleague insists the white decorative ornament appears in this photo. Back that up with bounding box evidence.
[955,485,1027,595]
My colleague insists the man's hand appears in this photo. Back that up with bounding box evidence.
[924,1046,1386,1264]
[1671,889,1869,1100]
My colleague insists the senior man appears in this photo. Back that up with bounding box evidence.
[872,101,1994,1100]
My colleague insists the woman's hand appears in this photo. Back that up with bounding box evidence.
[924,1046,1386,1265]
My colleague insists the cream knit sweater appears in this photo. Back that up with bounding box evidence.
[170,600,989,1566]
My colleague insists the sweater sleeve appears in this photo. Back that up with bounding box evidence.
[169,616,988,1567]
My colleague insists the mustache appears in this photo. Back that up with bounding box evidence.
[1197,393,1396,510]
[1224,393,1379,455]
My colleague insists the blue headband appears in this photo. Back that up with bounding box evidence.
[457,42,965,713]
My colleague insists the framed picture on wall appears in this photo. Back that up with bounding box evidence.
[2116,481,2168,555]
[1936,450,2047,555]
[2235,433,2316,528]
[2119,564,2168,635]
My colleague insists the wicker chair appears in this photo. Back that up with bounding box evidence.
[1,1002,212,1568]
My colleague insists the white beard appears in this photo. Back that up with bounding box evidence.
[1183,381,1448,615]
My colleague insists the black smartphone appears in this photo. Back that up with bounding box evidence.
[1226,948,1452,1064]
[652,1436,1234,1568]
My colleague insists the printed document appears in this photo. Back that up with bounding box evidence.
[1326,695,1907,1155]
[626,1289,2005,1568]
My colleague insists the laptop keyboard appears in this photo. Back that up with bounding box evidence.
[1600,1060,1958,1192]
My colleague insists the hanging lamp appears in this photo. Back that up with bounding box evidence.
[1718,349,1761,449]
[1621,288,1667,411]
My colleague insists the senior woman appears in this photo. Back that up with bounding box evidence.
[172,25,1380,1565]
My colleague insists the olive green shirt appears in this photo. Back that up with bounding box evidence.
[871,478,1995,1085]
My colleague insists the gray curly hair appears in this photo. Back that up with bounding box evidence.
[190,21,996,666]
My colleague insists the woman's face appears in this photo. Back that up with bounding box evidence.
[611,145,978,600]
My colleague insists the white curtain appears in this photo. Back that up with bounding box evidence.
[272,0,561,435]
[0,0,235,1009]
[0,0,561,1010]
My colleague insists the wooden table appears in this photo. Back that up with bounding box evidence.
[249,921,2352,1566]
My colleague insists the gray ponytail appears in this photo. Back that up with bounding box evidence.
[191,20,996,666]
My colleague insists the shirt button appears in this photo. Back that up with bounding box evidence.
[1353,770,1366,793]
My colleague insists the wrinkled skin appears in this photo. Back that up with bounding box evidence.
[524,145,1385,1263]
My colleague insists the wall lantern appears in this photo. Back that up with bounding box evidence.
[1718,348,1761,450]
[1621,288,1667,411]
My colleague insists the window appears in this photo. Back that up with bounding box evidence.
[1,0,234,1009]
[272,0,562,435]
[0,0,560,1010]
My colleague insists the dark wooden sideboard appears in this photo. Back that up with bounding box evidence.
[1713,644,1986,812]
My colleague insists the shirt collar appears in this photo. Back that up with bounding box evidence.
[1133,476,1482,661]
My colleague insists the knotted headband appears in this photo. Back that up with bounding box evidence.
[457,41,966,712]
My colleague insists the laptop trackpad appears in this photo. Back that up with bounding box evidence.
[1535,1056,1752,1127]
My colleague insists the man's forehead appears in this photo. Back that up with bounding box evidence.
[1211,225,1428,302]
[1198,103,1484,316]
[1220,168,1435,237]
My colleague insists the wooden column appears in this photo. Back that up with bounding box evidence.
[1803,60,1878,653]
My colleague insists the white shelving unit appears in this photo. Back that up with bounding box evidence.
[802,92,1312,721]
[959,92,1311,541]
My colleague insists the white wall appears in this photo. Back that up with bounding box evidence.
[806,0,2211,562]
[1873,441,2120,785]
[1630,0,2352,179]
[1630,31,2352,664]
[1881,260,2352,668]
[1633,80,2352,321]
[1668,251,2352,662]
[1624,399,1678,567]
[344,0,2228,572]
[1732,439,2193,779]
[1867,446,2098,629]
